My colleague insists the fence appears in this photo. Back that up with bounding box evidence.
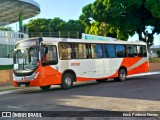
[0,70,12,86]
[29,31,81,39]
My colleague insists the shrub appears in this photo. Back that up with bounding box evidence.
[0,65,13,70]
[157,49,160,57]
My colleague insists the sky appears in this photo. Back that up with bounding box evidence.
[33,0,95,21]
[8,0,160,45]
[9,0,95,31]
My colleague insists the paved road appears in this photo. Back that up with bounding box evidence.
[0,74,160,119]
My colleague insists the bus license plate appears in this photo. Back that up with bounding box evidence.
[20,84,26,87]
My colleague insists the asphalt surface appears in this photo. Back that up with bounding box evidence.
[0,74,160,120]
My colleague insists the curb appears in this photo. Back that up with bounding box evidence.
[0,89,20,95]
[127,71,160,78]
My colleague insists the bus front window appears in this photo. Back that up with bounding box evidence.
[14,47,39,70]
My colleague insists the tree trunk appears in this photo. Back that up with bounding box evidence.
[136,28,155,53]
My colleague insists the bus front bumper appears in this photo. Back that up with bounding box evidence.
[13,72,40,87]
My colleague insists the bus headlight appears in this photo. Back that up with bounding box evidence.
[32,72,39,80]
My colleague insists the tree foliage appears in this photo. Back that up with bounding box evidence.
[80,0,160,48]
[25,17,85,34]
[0,26,12,31]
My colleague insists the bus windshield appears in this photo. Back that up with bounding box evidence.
[13,46,39,70]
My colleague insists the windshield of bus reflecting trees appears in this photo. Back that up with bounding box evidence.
[58,42,147,60]
[14,47,39,70]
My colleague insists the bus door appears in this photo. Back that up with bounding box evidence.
[40,44,60,85]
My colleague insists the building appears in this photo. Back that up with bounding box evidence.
[0,0,40,65]
[150,45,160,57]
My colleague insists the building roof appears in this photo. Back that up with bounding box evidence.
[0,0,40,26]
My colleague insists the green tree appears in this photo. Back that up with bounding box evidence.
[25,18,85,35]
[80,2,131,40]
[0,26,13,31]
[80,0,160,49]
[63,20,85,33]
[157,49,160,57]
[25,18,50,32]
[49,17,65,32]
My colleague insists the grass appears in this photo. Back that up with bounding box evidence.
[0,65,13,70]
[149,57,160,63]
[0,87,19,92]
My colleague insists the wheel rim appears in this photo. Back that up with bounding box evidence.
[64,77,72,87]
[120,70,126,80]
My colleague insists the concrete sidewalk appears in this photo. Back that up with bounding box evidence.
[0,84,19,92]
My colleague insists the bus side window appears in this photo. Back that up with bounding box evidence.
[41,46,48,61]
[116,45,126,58]
[41,45,58,65]
[47,46,57,61]
[86,44,92,58]
[105,44,115,58]
[127,45,135,57]
[133,46,138,57]
[59,42,72,60]
[45,47,49,60]
[78,44,87,59]
[72,43,78,59]
[137,46,146,57]
[91,44,103,59]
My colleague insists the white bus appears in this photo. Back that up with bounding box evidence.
[13,37,149,90]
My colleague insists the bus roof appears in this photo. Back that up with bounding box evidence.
[16,37,147,46]
[41,37,147,45]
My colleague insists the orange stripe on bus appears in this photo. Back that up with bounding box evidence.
[127,61,149,75]
[121,57,142,68]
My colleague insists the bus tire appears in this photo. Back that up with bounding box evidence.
[115,69,127,82]
[40,85,51,90]
[61,73,74,90]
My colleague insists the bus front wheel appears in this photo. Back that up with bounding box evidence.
[114,69,127,82]
[40,85,51,90]
[61,73,74,90]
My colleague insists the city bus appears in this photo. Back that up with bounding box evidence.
[13,37,149,90]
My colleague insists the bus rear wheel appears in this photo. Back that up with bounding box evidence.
[61,73,74,90]
[40,85,51,90]
[114,69,127,82]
